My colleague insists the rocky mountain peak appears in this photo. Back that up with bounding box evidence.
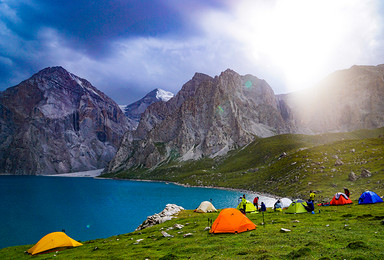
[107,69,288,172]
[0,66,129,175]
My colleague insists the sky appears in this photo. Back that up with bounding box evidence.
[1,0,384,104]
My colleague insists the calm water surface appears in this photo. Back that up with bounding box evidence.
[0,176,275,248]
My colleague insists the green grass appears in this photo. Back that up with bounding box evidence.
[102,127,384,201]
[2,202,383,259]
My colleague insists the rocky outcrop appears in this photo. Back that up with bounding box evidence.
[107,69,289,172]
[348,171,358,181]
[136,204,184,231]
[0,66,129,175]
[121,88,174,130]
[361,168,372,178]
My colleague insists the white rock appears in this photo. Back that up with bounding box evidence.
[161,231,173,238]
[174,224,184,229]
[136,204,185,231]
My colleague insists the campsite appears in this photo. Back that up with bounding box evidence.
[1,196,383,259]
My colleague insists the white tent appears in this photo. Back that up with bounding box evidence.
[194,201,217,213]
[280,198,293,208]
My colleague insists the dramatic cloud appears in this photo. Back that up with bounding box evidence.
[1,0,384,104]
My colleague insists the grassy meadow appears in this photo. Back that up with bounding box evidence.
[1,201,383,259]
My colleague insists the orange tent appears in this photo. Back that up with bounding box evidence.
[28,232,83,255]
[209,208,256,234]
[330,192,353,206]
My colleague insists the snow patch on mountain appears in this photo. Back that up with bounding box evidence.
[156,89,174,101]
[121,88,174,130]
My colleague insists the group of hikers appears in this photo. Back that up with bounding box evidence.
[238,187,352,215]
[238,194,266,214]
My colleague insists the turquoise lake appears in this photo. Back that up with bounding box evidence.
[0,176,274,249]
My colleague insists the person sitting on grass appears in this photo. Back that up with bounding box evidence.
[274,200,282,212]
[305,200,315,212]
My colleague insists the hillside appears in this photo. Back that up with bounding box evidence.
[102,127,384,201]
[1,202,383,259]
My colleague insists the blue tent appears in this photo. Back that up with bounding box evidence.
[358,191,383,204]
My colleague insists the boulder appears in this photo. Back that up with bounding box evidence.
[349,171,358,181]
[161,231,173,238]
[173,224,184,229]
[136,204,185,231]
[361,169,372,178]
[335,159,344,166]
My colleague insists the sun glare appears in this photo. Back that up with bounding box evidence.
[215,0,381,93]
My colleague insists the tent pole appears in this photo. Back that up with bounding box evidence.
[262,212,265,227]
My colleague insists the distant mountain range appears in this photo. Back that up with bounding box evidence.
[2,64,384,175]
[120,88,174,130]
[107,65,384,173]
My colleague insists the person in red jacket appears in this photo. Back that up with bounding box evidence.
[253,196,259,210]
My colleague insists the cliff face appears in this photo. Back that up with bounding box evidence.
[278,65,384,134]
[0,67,129,175]
[107,69,289,172]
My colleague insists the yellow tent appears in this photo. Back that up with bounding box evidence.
[236,200,258,213]
[28,232,82,255]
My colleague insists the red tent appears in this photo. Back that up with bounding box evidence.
[330,192,353,205]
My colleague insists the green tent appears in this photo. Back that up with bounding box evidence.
[285,199,308,214]
[237,200,258,213]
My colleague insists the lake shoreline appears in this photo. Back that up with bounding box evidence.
[98,176,280,201]
[2,168,281,200]
[45,168,281,200]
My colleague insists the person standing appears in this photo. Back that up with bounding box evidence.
[241,194,247,215]
[344,188,350,198]
[309,191,316,202]
[238,196,242,205]
[260,202,266,212]
[253,196,259,210]
[260,202,267,226]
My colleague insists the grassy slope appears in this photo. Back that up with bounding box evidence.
[1,202,383,259]
[103,127,384,202]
